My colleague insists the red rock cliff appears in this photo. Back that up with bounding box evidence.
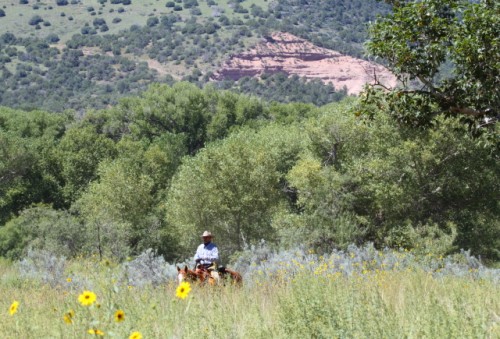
[213,32,397,95]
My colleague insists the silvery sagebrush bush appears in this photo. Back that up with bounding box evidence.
[16,244,499,289]
[232,242,500,285]
[17,249,68,288]
[122,248,181,287]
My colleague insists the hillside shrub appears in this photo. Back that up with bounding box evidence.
[28,15,43,25]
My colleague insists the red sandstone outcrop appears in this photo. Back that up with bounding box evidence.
[212,32,397,95]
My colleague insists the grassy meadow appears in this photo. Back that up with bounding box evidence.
[1,250,499,338]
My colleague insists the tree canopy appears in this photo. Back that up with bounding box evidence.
[367,0,498,136]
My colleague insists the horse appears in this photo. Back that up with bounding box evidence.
[177,265,219,286]
[176,264,242,286]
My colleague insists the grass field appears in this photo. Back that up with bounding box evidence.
[1,252,498,338]
[0,0,269,43]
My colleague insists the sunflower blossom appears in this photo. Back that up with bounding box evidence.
[9,301,19,316]
[88,328,104,336]
[114,309,125,322]
[63,309,75,324]
[176,281,192,299]
[129,331,143,339]
[78,291,97,306]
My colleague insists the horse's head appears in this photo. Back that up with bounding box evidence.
[177,265,193,284]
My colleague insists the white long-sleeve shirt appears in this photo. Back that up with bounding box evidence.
[194,242,219,265]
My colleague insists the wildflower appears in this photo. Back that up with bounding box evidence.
[176,281,191,299]
[63,309,75,324]
[63,314,72,324]
[9,301,19,316]
[114,309,125,322]
[78,291,97,306]
[67,277,72,283]
[129,331,143,339]
[88,328,104,336]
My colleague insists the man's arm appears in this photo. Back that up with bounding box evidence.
[194,245,202,262]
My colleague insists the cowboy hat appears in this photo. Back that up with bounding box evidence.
[201,231,212,237]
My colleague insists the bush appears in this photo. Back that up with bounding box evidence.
[46,33,60,43]
[93,18,106,27]
[28,15,43,25]
[146,16,159,27]
[123,249,178,287]
[0,206,85,259]
[17,249,67,287]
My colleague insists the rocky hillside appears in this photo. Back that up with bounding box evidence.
[213,32,397,95]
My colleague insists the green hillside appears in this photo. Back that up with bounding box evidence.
[0,0,390,112]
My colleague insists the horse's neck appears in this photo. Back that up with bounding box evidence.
[183,269,200,281]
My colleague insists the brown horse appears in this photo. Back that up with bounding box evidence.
[176,265,242,286]
[177,266,219,285]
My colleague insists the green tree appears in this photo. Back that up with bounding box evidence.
[0,107,69,224]
[166,124,307,257]
[56,125,116,204]
[286,100,499,259]
[104,83,268,153]
[366,0,498,132]
[75,159,155,260]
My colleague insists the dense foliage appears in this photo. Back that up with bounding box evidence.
[0,81,498,262]
[366,0,498,135]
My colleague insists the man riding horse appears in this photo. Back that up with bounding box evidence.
[179,230,241,285]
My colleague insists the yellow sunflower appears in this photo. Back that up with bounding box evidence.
[129,331,143,339]
[114,309,125,322]
[176,281,191,299]
[78,291,97,306]
[63,309,75,324]
[87,328,104,336]
[9,301,19,316]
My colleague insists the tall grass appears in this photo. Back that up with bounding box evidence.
[0,252,498,338]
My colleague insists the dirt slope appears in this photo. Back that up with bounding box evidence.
[213,32,397,95]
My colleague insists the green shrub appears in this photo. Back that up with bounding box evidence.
[0,205,84,259]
